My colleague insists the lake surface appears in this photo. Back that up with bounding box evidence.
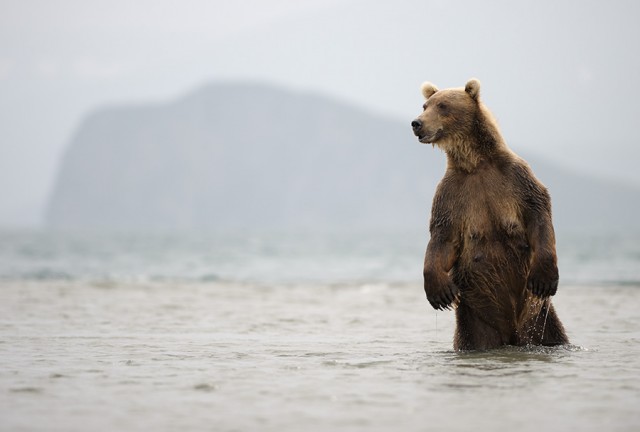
[1,230,639,431]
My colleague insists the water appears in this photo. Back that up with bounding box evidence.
[1,230,639,431]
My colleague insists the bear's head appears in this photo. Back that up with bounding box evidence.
[411,78,481,147]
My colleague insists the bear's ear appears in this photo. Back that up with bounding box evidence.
[421,82,439,100]
[465,78,481,100]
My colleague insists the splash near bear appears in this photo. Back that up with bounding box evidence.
[411,79,569,350]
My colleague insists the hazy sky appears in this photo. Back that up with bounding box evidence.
[1,0,639,226]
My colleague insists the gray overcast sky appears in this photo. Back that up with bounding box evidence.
[1,0,639,226]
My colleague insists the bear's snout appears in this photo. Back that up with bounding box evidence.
[411,119,422,135]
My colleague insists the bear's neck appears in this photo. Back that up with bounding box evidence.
[442,106,508,173]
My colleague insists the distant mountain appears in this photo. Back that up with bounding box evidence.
[46,82,640,232]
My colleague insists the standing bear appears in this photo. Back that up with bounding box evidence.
[411,78,569,350]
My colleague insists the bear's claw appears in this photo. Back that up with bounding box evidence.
[527,278,558,298]
[426,280,459,310]
[527,257,559,298]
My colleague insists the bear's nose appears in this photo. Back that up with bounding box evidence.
[411,119,422,131]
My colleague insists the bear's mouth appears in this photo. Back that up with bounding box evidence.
[418,129,443,144]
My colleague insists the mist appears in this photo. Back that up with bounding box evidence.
[1,0,639,228]
[43,82,640,232]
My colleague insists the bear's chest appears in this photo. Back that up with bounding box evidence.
[449,169,524,240]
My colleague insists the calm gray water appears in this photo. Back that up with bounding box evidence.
[1,230,639,431]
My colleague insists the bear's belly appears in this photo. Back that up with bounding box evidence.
[460,229,529,269]
[452,223,532,317]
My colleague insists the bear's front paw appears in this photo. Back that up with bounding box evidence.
[527,260,559,298]
[424,276,459,311]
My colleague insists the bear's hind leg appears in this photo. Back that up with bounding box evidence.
[518,298,569,346]
[453,303,507,351]
[539,302,569,346]
[521,301,569,346]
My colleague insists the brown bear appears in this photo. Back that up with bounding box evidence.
[411,78,569,351]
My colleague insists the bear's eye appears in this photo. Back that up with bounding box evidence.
[437,102,448,111]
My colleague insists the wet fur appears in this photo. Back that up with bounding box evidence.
[414,79,569,351]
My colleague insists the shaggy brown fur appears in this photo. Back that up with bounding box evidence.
[411,78,569,351]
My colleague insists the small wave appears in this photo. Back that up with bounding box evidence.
[563,279,640,288]
[440,344,591,363]
[193,383,217,392]
[19,269,73,281]
[501,344,590,354]
[10,387,44,394]
[199,273,221,282]
[322,359,394,368]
